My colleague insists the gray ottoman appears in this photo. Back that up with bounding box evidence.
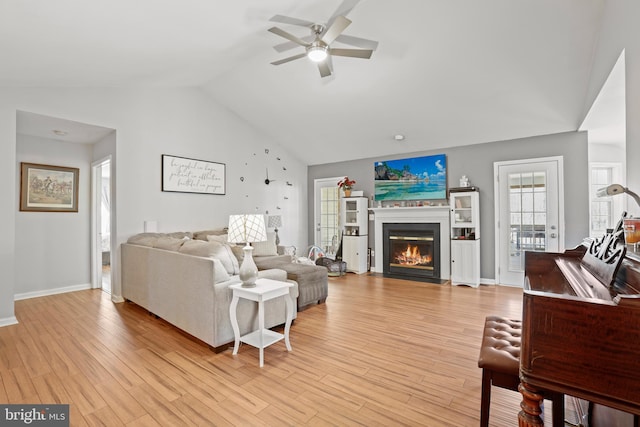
[268,262,328,311]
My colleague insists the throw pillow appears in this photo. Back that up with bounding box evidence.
[206,234,229,244]
[211,258,231,283]
[166,231,193,239]
[179,240,239,275]
[153,237,186,251]
[230,244,245,264]
[193,229,227,241]
[251,232,278,256]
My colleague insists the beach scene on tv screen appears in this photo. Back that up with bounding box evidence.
[374,154,447,201]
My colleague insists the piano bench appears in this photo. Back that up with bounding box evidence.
[478,316,565,427]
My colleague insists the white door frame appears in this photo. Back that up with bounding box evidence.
[313,176,345,252]
[91,156,112,291]
[493,156,565,286]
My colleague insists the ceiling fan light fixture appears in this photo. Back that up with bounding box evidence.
[307,45,328,62]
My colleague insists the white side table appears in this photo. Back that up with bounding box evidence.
[229,278,294,367]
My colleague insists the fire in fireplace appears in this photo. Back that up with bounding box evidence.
[383,223,441,282]
[392,241,433,269]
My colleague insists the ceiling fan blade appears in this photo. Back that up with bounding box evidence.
[329,48,373,59]
[268,27,310,47]
[271,53,307,66]
[269,14,314,28]
[273,35,315,53]
[321,15,351,45]
[327,0,361,25]
[335,34,379,51]
[318,61,332,78]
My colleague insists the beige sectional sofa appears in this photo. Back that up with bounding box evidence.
[121,230,299,352]
[121,228,329,352]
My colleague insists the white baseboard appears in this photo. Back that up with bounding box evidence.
[0,316,18,327]
[14,283,92,301]
[480,278,497,285]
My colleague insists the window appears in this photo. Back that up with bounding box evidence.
[589,163,623,237]
[320,186,340,255]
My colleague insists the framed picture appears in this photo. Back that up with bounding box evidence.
[20,162,79,212]
[161,154,226,195]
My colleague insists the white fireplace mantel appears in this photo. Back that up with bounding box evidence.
[369,207,450,279]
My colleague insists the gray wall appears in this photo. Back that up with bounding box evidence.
[308,130,589,281]
[16,134,93,296]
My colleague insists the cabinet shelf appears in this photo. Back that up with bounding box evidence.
[341,197,369,274]
[449,190,480,287]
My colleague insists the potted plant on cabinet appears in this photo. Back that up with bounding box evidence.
[338,176,356,197]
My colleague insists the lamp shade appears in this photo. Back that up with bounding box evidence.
[267,215,283,229]
[597,184,640,208]
[227,214,267,244]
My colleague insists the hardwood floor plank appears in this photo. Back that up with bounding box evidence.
[84,406,126,427]
[1,367,38,403]
[62,373,108,416]
[0,326,26,371]
[171,393,234,427]
[125,414,163,427]
[128,383,194,426]
[243,376,318,423]
[4,276,532,426]
[80,338,145,390]
[31,372,73,404]
[93,380,147,424]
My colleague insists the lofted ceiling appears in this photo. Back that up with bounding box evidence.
[1,0,611,165]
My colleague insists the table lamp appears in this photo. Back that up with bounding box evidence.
[267,215,283,245]
[227,214,267,287]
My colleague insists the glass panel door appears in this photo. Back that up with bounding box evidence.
[314,177,343,258]
[496,158,561,286]
[508,171,548,271]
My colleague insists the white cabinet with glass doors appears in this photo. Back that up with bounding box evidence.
[450,189,480,287]
[340,197,368,274]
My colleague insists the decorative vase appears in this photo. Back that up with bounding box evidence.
[344,188,352,197]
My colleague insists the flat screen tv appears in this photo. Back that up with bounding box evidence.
[374,154,447,201]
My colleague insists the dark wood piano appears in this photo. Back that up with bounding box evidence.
[519,214,640,426]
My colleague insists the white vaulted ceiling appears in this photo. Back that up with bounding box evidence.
[1,0,609,164]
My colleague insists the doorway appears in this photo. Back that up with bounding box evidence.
[494,157,564,286]
[92,157,112,293]
[313,177,344,258]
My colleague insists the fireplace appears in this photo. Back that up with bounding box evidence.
[383,223,441,282]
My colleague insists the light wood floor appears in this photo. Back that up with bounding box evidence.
[2,274,555,426]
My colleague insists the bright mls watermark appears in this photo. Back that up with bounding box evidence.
[1,405,69,426]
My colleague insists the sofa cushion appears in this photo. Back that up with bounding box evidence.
[193,228,227,241]
[251,232,278,256]
[154,237,187,251]
[127,233,161,247]
[166,231,193,239]
[179,240,239,275]
[254,255,293,270]
[257,268,287,282]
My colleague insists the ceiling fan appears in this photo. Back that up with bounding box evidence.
[268,0,379,78]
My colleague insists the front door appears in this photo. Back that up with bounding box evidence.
[495,157,564,286]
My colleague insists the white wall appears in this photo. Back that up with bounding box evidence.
[15,135,93,296]
[0,87,308,324]
[589,142,626,163]
[583,0,640,216]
